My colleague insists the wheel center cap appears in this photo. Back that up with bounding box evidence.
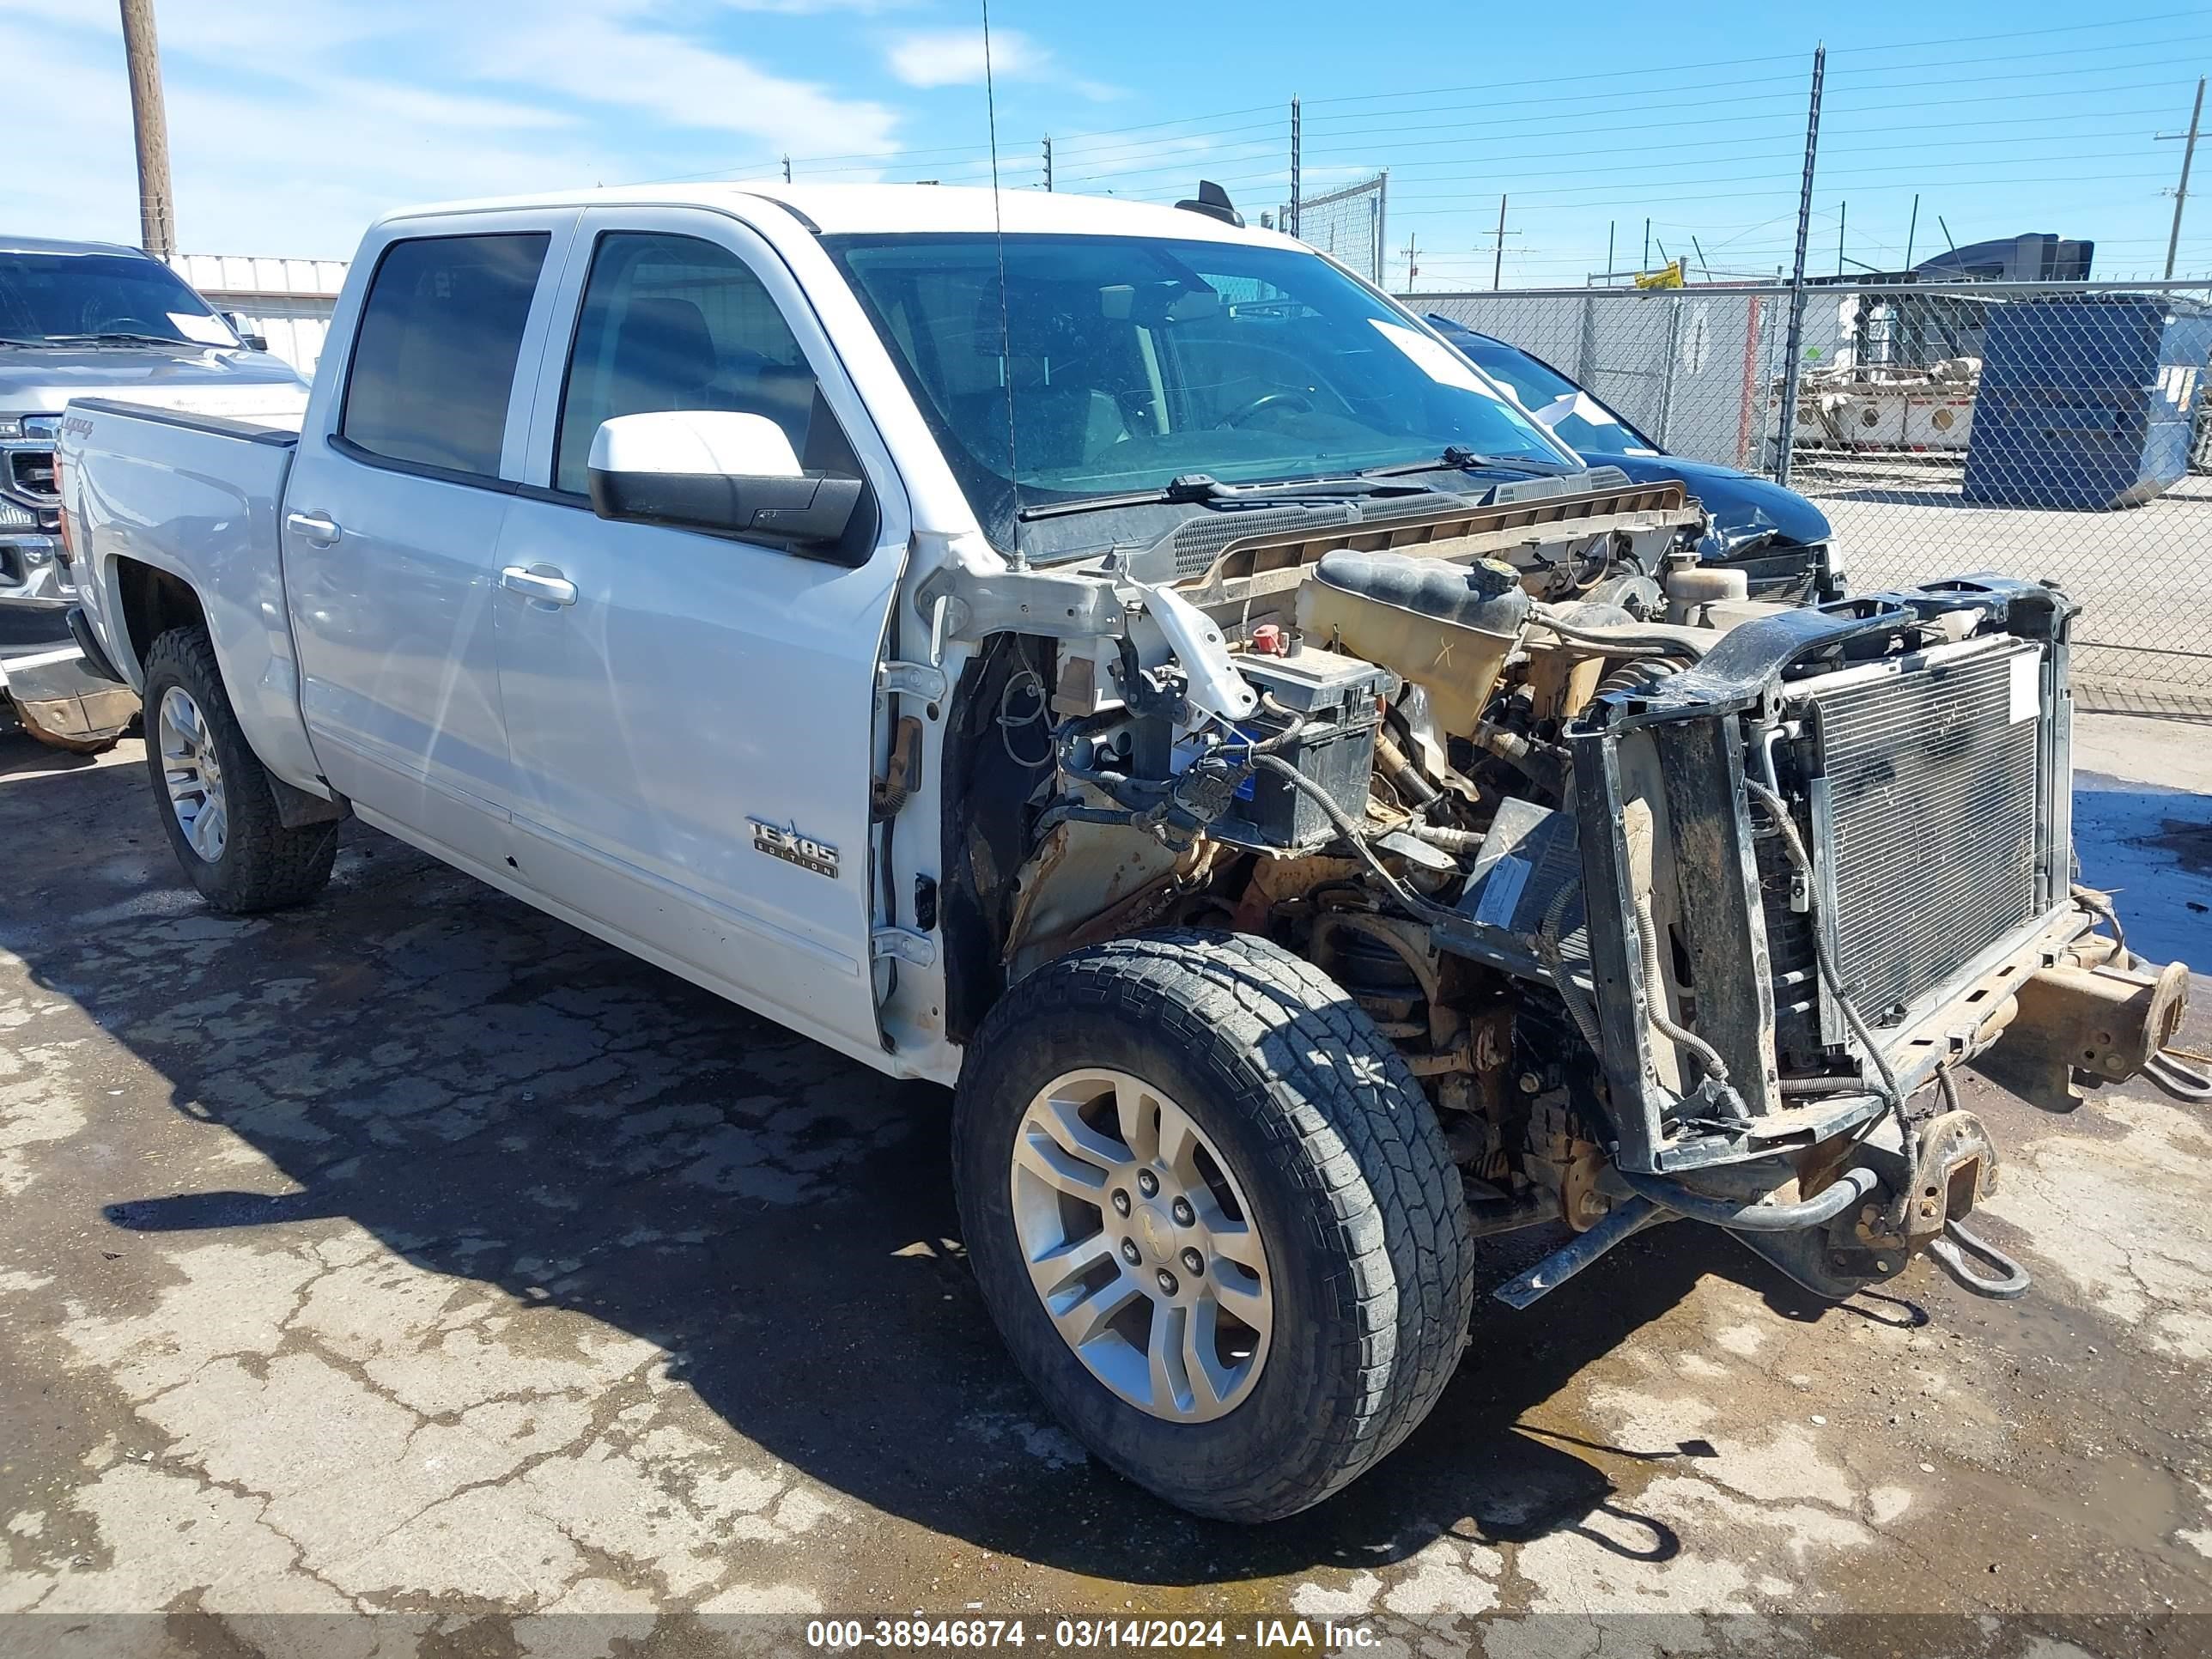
[1136,1204,1176,1263]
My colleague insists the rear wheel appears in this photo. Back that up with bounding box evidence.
[142,626,337,913]
[953,928,1474,1522]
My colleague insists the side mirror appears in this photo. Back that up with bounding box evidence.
[225,312,269,351]
[586,410,866,555]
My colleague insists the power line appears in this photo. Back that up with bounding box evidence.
[1042,102,1280,145]
[636,106,1281,186]
[1825,31,2212,78]
[1304,51,2201,143]
[632,47,2197,194]
[1051,116,1284,161]
[1298,122,2167,182]
[1382,171,2173,211]
[1293,8,2201,110]
[1300,76,2196,161]
[1278,85,2189,172]
[1824,7,2206,58]
[1325,149,2170,207]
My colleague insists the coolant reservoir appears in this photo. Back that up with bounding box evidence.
[1662,563,1750,618]
[1295,550,1530,737]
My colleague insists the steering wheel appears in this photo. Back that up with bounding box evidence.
[1217,390,1315,429]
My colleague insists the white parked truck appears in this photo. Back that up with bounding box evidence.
[2,234,307,749]
[58,184,2197,1522]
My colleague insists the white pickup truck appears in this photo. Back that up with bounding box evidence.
[58,183,2194,1522]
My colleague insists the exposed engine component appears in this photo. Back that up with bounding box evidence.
[1209,650,1394,853]
[948,470,2186,1317]
[1295,549,1529,737]
[1662,563,1750,611]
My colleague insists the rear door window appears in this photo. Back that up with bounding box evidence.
[340,233,550,479]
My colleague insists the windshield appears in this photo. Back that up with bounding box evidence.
[1440,330,1656,459]
[826,232,1576,518]
[0,250,237,347]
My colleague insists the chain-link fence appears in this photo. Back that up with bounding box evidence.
[1287,174,1388,287]
[1420,280,2212,715]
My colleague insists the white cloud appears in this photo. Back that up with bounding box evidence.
[888,27,1041,88]
[885,26,1118,100]
[507,10,901,152]
[324,78,581,134]
[0,0,907,257]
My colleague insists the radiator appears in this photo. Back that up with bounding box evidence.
[1802,641,2047,1023]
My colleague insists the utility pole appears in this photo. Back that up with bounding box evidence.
[1606,220,1616,284]
[2157,76,2205,280]
[1288,98,1302,239]
[1691,234,1711,283]
[1492,194,1508,290]
[1404,233,1418,291]
[1837,200,1846,276]
[118,0,175,257]
[1776,42,1826,489]
[1643,217,1651,270]
[1041,135,1053,192]
[781,154,792,183]
[1904,192,1919,270]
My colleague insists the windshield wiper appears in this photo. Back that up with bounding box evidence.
[1361,446,1578,479]
[40,331,198,348]
[1018,471,1436,522]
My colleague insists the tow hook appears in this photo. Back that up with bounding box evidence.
[1879,1109,2033,1302]
[2145,1048,2212,1103]
[1927,1219,2031,1299]
[1735,1109,2031,1303]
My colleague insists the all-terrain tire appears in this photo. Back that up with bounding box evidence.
[953,928,1475,1522]
[142,626,337,914]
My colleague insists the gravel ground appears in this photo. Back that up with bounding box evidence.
[1,719,2209,1657]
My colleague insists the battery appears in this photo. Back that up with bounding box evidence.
[1212,649,1394,852]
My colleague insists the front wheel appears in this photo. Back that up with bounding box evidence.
[142,626,337,914]
[953,929,1474,1522]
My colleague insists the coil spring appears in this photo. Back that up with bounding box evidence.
[1595,658,1680,700]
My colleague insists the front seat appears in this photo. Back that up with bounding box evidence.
[605,297,722,418]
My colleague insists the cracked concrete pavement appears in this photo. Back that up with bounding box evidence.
[3,717,2210,1656]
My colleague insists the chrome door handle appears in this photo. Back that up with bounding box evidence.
[285,510,342,547]
[500,564,577,607]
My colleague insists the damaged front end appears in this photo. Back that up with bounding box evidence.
[1468,575,2189,1305]
[924,477,2191,1318]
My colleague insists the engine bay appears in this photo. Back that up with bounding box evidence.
[922,474,2142,1301]
[1018,479,1822,1224]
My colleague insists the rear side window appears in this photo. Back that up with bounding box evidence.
[341,233,549,479]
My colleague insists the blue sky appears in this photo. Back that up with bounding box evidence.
[4,0,2208,284]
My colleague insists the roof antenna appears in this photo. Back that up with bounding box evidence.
[980,0,1025,568]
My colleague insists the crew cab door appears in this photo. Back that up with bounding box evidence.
[283,211,576,870]
[490,207,909,1058]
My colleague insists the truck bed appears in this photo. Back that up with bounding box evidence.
[69,395,305,447]
[59,396,325,794]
